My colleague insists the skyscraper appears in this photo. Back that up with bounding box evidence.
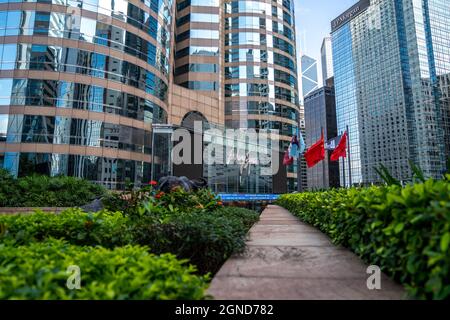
[0,0,303,192]
[174,0,221,96]
[304,85,339,190]
[321,35,334,86]
[223,0,301,192]
[332,0,450,186]
[301,54,319,99]
[0,0,173,189]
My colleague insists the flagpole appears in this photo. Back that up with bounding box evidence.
[321,126,326,189]
[341,132,346,187]
[297,156,302,192]
[346,125,352,186]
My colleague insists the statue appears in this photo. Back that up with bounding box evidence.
[157,176,208,193]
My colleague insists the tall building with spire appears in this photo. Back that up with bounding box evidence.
[301,54,319,99]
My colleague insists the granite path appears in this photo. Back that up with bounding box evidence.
[208,205,406,300]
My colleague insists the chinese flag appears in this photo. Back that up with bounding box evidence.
[304,132,325,168]
[330,131,348,162]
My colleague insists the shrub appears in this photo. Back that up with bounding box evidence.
[129,206,259,275]
[211,207,260,230]
[0,239,208,300]
[276,177,450,299]
[0,206,259,275]
[0,169,106,207]
[103,186,223,217]
[0,209,132,247]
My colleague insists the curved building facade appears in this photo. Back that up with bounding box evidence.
[0,0,173,189]
[223,0,301,191]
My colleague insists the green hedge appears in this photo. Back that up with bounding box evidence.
[131,207,259,274]
[0,209,132,247]
[0,239,208,300]
[0,207,259,275]
[0,169,106,207]
[276,178,450,299]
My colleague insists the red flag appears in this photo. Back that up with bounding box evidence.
[304,132,325,168]
[330,131,348,161]
[283,149,294,165]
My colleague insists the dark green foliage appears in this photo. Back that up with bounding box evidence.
[0,239,208,300]
[102,186,223,217]
[131,207,259,274]
[446,158,450,178]
[409,160,426,183]
[0,209,132,247]
[374,164,401,186]
[277,179,450,299]
[0,206,259,276]
[0,169,106,207]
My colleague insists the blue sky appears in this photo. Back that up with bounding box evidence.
[294,0,357,83]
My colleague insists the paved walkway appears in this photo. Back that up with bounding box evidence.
[208,205,405,300]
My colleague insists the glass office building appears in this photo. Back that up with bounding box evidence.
[0,0,305,192]
[332,0,450,186]
[223,0,302,192]
[0,0,173,189]
[301,54,318,99]
[174,0,221,95]
[304,85,339,190]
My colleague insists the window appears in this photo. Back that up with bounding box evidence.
[0,79,13,105]
[190,29,219,39]
[175,63,218,75]
[0,44,17,70]
[180,81,218,91]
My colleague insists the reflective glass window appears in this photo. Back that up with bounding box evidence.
[0,79,13,105]
[274,52,296,72]
[180,81,218,91]
[0,114,7,141]
[175,63,218,75]
[0,44,17,70]
[176,46,219,58]
[273,37,295,56]
[225,65,269,79]
[0,43,169,101]
[274,69,297,88]
[190,29,219,39]
[0,10,170,74]
[225,32,266,46]
[225,83,270,97]
[226,16,265,30]
[272,21,293,40]
[225,48,268,63]
[228,1,271,15]
[0,78,168,123]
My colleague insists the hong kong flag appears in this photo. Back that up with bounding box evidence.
[330,131,348,162]
[304,131,325,168]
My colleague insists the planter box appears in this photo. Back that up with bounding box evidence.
[0,207,70,215]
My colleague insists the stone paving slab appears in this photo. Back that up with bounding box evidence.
[250,224,318,234]
[215,246,372,279]
[208,277,405,300]
[208,205,406,300]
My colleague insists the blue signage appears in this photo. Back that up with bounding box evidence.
[218,194,280,202]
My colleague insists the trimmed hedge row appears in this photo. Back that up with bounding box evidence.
[131,207,259,274]
[276,178,450,299]
[0,239,208,300]
[0,207,259,275]
[0,169,106,207]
